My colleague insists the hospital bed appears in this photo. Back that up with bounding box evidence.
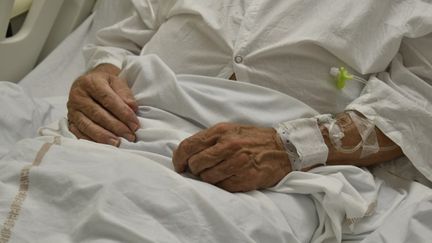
[0,0,97,82]
[1,0,432,242]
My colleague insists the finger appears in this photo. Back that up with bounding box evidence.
[188,141,242,175]
[110,76,139,113]
[86,76,140,132]
[216,170,258,192]
[69,109,120,146]
[77,96,136,142]
[205,122,236,137]
[172,130,219,173]
[69,122,92,141]
[200,152,250,184]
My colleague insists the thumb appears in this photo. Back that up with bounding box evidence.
[110,76,139,113]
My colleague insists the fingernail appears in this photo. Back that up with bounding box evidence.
[129,122,140,131]
[124,133,136,142]
[109,138,120,147]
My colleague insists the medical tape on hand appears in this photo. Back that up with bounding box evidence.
[347,111,379,158]
[317,112,380,158]
[316,114,362,154]
[315,114,344,149]
[275,118,328,171]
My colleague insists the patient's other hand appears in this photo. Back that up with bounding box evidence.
[173,123,292,192]
[67,64,140,146]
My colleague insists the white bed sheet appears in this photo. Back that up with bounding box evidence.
[1,54,432,242]
[0,0,431,242]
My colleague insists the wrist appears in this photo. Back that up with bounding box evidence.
[320,112,363,164]
[321,111,403,166]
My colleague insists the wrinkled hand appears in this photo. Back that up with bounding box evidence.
[173,123,292,192]
[67,64,140,146]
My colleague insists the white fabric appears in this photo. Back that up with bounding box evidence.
[271,166,380,243]
[2,55,432,242]
[346,49,432,183]
[0,82,57,156]
[84,0,432,183]
[1,137,312,243]
[1,0,430,241]
[18,0,135,98]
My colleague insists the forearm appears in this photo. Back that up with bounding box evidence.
[321,111,403,167]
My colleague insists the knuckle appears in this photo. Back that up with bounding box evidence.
[67,114,74,125]
[67,109,78,122]
[178,139,194,154]
[200,172,213,184]
[174,145,187,162]
[204,147,219,158]
[75,75,92,87]
[188,161,199,175]
[86,74,109,91]
[76,118,91,132]
[69,85,79,96]
[120,106,134,119]
[68,87,83,101]
[67,93,84,107]
[80,75,92,83]
[68,122,77,131]
[127,102,138,112]
[70,128,80,139]
[200,171,219,184]
[213,122,231,132]
[224,139,242,149]
[188,154,207,170]
[177,139,187,150]
[66,100,74,110]
[67,97,85,112]
[91,108,106,121]
[172,149,182,164]
[194,133,209,145]
[187,154,197,166]
[110,75,123,85]
[68,87,91,108]
[99,93,112,109]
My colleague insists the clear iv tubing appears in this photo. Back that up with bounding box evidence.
[326,115,399,154]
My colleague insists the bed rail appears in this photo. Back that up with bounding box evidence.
[39,0,96,61]
[0,0,15,40]
[0,0,64,82]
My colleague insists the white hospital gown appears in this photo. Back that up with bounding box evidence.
[83,0,432,184]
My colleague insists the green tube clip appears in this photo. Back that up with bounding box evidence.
[336,67,353,89]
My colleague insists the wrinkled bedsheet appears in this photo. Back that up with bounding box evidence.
[1,56,432,243]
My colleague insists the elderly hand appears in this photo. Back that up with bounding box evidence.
[173,123,291,192]
[67,64,140,146]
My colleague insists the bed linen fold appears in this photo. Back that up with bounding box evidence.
[1,55,432,242]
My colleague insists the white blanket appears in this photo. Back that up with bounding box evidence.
[1,56,432,243]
